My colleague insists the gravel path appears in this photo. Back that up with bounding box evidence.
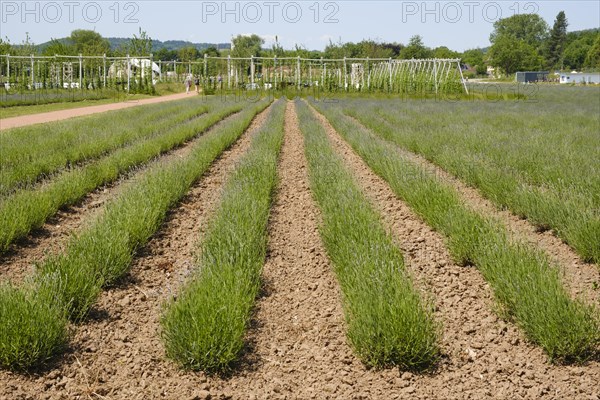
[0,92,191,130]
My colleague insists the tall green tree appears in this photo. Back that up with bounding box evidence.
[546,11,568,69]
[461,48,487,75]
[433,46,459,59]
[489,14,549,50]
[584,34,600,69]
[230,34,264,58]
[399,35,432,59]
[177,46,199,62]
[488,35,543,75]
[69,30,110,55]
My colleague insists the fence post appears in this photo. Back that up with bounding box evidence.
[30,54,35,88]
[296,56,300,90]
[321,57,324,88]
[127,54,130,92]
[79,54,83,90]
[227,55,231,89]
[204,53,208,79]
[103,54,107,88]
[388,57,393,91]
[367,57,370,89]
[149,53,154,85]
[6,54,9,89]
[251,55,255,86]
[274,56,277,90]
[343,57,347,90]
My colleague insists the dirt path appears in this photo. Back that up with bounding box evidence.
[346,114,600,307]
[0,109,242,284]
[0,92,191,131]
[0,104,272,400]
[309,102,600,400]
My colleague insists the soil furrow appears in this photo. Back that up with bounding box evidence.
[346,114,600,307]
[209,101,405,399]
[0,109,242,285]
[309,103,600,400]
[0,103,273,400]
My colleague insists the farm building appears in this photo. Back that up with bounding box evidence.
[515,71,549,83]
[559,72,600,84]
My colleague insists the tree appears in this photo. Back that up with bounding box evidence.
[42,38,74,56]
[490,14,549,50]
[177,46,199,62]
[461,48,487,75]
[584,34,600,69]
[357,40,396,59]
[69,30,110,55]
[488,35,543,75]
[154,47,177,61]
[399,35,432,59]
[546,11,568,69]
[433,46,459,59]
[230,34,264,58]
[563,38,592,70]
[129,28,153,56]
[201,46,220,58]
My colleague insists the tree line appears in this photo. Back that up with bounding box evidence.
[1,11,598,77]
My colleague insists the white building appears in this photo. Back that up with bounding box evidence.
[559,72,600,84]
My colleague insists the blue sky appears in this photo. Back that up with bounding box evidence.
[1,1,599,51]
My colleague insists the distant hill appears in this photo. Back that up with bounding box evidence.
[36,37,231,53]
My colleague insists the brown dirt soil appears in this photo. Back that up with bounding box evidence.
[308,102,600,400]
[0,109,242,284]
[0,104,272,400]
[0,92,191,131]
[346,114,600,308]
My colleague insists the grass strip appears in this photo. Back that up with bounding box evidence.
[160,99,286,372]
[296,100,439,370]
[312,100,599,363]
[346,103,600,264]
[0,98,271,370]
[0,101,244,253]
[0,98,206,195]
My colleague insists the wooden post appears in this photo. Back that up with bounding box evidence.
[296,56,300,89]
[343,57,347,90]
[30,54,35,88]
[79,54,83,90]
[227,55,231,89]
[6,54,9,89]
[126,54,130,92]
[367,57,370,89]
[388,57,392,91]
[103,54,106,87]
[251,55,255,86]
[204,53,208,78]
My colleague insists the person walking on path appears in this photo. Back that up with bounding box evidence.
[194,77,200,93]
[185,76,191,94]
